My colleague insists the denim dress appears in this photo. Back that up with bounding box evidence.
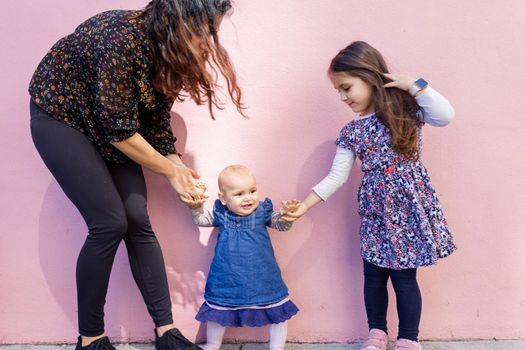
[196,198,299,327]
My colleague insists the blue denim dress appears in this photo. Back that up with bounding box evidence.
[204,198,289,306]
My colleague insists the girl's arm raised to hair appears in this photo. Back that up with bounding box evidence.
[281,147,355,222]
[112,133,203,207]
[383,73,455,127]
[415,86,455,127]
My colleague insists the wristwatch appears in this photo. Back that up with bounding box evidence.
[409,78,428,97]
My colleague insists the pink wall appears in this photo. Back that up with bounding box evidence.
[1,0,524,344]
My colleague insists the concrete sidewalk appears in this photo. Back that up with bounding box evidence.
[2,340,525,350]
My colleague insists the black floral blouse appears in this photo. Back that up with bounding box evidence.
[28,10,177,164]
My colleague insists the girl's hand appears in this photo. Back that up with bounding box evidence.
[279,201,308,222]
[279,200,301,218]
[382,73,417,91]
[167,164,208,208]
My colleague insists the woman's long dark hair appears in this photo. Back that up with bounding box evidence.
[329,41,423,160]
[141,0,245,118]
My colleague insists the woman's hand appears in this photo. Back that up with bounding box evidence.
[166,163,208,208]
[383,73,417,91]
[111,136,208,207]
[165,153,208,208]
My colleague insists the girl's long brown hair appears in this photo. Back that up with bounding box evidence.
[329,41,423,160]
[141,0,245,118]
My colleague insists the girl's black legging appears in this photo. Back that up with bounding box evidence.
[30,100,173,336]
[363,260,422,341]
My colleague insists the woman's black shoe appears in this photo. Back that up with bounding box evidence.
[75,336,116,350]
[155,328,202,350]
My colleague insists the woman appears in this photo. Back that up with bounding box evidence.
[28,1,244,349]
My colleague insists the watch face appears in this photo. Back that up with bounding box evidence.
[415,78,428,89]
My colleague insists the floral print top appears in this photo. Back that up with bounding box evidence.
[336,115,457,269]
[28,10,177,164]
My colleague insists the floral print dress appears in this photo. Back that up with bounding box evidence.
[336,115,456,269]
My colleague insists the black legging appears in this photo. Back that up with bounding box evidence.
[30,100,173,336]
[363,260,422,341]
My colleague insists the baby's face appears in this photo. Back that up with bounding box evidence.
[219,172,259,216]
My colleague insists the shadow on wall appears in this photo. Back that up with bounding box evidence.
[38,181,85,337]
[284,140,368,341]
[145,111,216,341]
[36,111,214,342]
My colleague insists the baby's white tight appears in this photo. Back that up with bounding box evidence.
[268,321,288,350]
[201,321,288,350]
[201,321,226,350]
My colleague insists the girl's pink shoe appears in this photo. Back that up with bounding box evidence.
[393,338,422,350]
[360,329,388,350]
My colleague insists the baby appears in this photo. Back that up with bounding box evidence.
[190,165,299,350]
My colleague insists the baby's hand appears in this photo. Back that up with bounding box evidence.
[195,180,208,198]
[280,200,301,214]
[187,180,208,209]
[279,200,308,222]
[278,200,301,221]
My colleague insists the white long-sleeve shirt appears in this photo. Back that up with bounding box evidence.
[312,86,454,201]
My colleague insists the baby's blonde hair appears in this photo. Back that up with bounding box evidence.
[218,164,253,193]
